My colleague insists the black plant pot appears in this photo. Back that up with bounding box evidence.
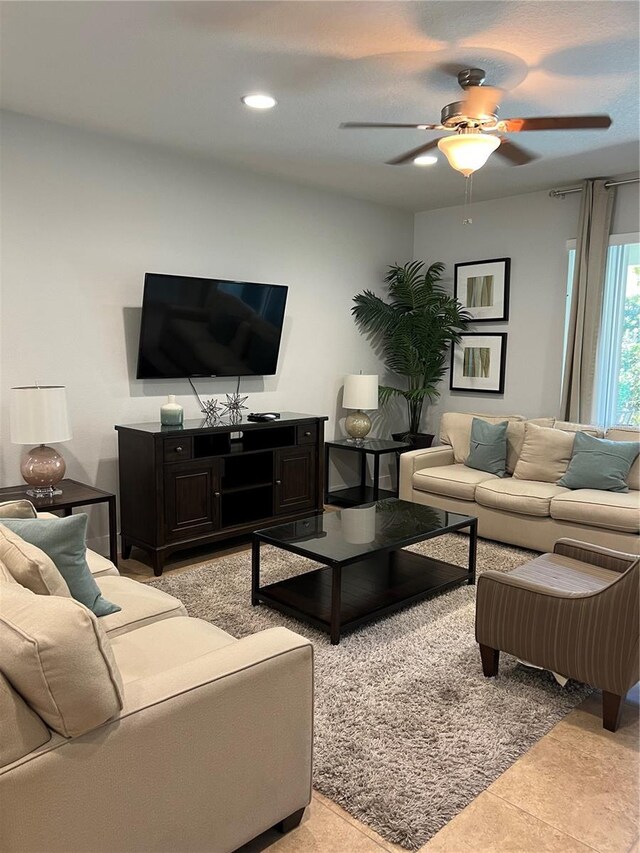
[392,431,434,449]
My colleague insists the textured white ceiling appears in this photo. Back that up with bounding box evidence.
[1,1,638,211]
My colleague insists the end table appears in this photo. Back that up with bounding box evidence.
[0,479,118,566]
[324,438,412,507]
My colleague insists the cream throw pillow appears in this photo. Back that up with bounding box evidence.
[0,671,51,767]
[0,499,37,519]
[513,422,576,483]
[0,583,124,737]
[0,557,18,585]
[0,523,70,597]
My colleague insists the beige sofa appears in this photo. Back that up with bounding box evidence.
[400,413,640,554]
[0,514,313,853]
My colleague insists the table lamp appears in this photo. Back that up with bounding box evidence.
[10,385,72,497]
[343,373,378,444]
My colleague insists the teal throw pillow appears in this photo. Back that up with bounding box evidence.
[465,418,508,478]
[558,431,640,492]
[1,514,120,616]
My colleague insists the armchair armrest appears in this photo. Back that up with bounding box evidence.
[553,538,639,574]
[0,628,313,853]
[399,446,454,500]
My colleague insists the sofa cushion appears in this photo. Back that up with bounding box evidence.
[96,576,187,637]
[1,515,120,617]
[550,489,640,533]
[508,552,619,594]
[513,423,575,483]
[110,617,237,683]
[439,412,524,464]
[554,420,604,438]
[0,524,70,597]
[0,671,51,769]
[605,427,640,491]
[412,464,498,501]
[0,500,37,519]
[475,479,569,517]
[86,549,119,578]
[558,432,640,493]
[0,583,124,738]
[465,418,508,477]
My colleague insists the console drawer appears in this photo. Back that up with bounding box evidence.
[163,438,193,461]
[297,424,317,445]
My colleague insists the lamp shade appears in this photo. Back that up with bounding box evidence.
[437,133,500,176]
[343,374,378,410]
[10,386,72,445]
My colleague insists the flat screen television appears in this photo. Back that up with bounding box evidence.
[136,273,288,379]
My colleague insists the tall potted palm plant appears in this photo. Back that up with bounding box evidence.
[352,260,470,445]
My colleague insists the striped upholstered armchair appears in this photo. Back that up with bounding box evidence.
[475,539,639,731]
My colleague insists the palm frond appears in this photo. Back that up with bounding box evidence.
[353,260,469,433]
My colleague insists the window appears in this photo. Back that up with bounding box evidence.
[564,234,640,426]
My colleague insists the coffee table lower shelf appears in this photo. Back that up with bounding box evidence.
[253,549,471,644]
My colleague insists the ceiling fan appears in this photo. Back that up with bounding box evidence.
[341,68,612,176]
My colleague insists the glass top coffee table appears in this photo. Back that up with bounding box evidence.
[252,498,477,644]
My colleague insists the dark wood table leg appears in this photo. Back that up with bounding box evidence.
[62,507,72,517]
[324,444,330,503]
[372,453,380,500]
[107,495,118,567]
[151,550,165,577]
[252,537,261,605]
[330,565,342,645]
[360,452,367,498]
[468,518,478,585]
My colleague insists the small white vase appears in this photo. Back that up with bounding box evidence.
[160,395,184,426]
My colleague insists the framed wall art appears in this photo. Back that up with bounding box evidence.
[450,332,507,394]
[454,257,510,322]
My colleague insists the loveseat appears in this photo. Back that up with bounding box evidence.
[399,413,640,554]
[0,512,313,853]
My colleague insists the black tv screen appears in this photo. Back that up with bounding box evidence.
[136,274,288,379]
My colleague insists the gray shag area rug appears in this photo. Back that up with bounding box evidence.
[149,534,591,850]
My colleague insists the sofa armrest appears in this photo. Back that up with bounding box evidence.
[553,538,638,574]
[399,446,455,500]
[0,627,313,853]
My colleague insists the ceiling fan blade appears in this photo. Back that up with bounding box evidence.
[501,115,612,132]
[340,122,441,130]
[461,85,503,119]
[386,138,442,165]
[495,138,538,165]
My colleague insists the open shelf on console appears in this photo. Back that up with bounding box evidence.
[221,485,273,528]
[193,434,231,458]
[222,452,272,490]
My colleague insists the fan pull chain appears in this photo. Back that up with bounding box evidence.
[463,174,473,225]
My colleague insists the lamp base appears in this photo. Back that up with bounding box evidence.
[345,410,372,445]
[21,445,66,495]
[25,486,63,498]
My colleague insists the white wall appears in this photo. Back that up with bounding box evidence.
[413,182,640,433]
[0,111,412,545]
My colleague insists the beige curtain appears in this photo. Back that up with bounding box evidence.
[561,178,615,422]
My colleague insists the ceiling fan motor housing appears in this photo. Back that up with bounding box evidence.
[440,101,499,130]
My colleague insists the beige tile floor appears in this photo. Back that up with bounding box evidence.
[120,545,640,853]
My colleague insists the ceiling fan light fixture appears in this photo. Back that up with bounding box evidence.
[241,93,277,110]
[437,132,500,176]
[413,154,438,166]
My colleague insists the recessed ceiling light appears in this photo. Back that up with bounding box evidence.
[414,155,438,166]
[241,93,277,110]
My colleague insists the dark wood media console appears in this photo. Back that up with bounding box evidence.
[115,412,327,575]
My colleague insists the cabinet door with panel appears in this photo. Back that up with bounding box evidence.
[274,446,316,514]
[164,460,220,540]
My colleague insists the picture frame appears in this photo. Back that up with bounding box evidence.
[454,257,510,322]
[450,332,507,394]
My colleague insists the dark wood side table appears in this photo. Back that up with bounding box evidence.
[0,479,118,567]
[324,438,412,507]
